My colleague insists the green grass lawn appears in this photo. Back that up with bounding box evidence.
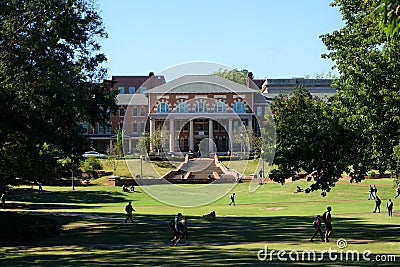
[0,178,399,266]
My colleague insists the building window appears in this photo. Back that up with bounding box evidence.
[195,102,207,113]
[175,121,181,131]
[133,123,138,133]
[157,102,169,113]
[141,122,146,132]
[118,86,124,94]
[213,122,219,131]
[214,101,226,113]
[119,108,125,117]
[233,120,239,130]
[82,122,89,134]
[106,125,111,134]
[233,102,246,113]
[139,86,147,93]
[141,107,146,116]
[257,106,263,116]
[183,123,189,131]
[128,86,136,94]
[98,123,105,134]
[132,107,138,117]
[176,102,188,113]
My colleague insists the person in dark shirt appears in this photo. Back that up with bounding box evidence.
[322,206,333,242]
[229,193,236,206]
[124,201,135,223]
[373,196,381,213]
[311,215,324,242]
[387,199,394,217]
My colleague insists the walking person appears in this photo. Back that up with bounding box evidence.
[38,182,43,193]
[170,213,183,245]
[124,201,135,223]
[372,185,378,199]
[310,215,324,242]
[322,206,333,242]
[229,193,236,206]
[179,216,189,244]
[387,199,394,217]
[368,185,375,200]
[373,196,381,213]
[394,186,400,199]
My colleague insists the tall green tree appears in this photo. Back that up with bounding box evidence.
[271,86,351,193]
[0,0,117,188]
[321,0,400,182]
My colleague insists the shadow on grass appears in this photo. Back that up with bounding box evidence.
[1,212,399,266]
[7,188,127,204]
[22,213,400,246]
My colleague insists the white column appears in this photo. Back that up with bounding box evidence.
[228,119,233,150]
[209,119,213,153]
[129,139,132,154]
[189,120,194,151]
[169,119,175,152]
[149,119,155,151]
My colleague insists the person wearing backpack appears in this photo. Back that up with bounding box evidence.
[322,206,333,242]
[310,215,324,242]
[373,196,381,213]
[170,213,182,245]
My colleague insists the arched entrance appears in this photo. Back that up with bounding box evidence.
[177,119,229,153]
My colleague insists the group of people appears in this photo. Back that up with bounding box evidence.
[170,213,189,245]
[311,206,333,242]
[124,202,189,245]
[122,184,135,192]
[120,184,398,246]
[368,185,395,217]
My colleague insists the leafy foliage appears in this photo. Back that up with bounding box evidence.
[80,157,102,173]
[371,0,400,39]
[321,0,400,182]
[136,132,150,156]
[271,86,351,193]
[212,68,250,85]
[0,0,117,188]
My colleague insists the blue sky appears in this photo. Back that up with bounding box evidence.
[97,0,344,79]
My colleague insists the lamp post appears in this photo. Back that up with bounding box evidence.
[72,170,75,190]
[140,155,143,179]
[240,133,243,160]
[261,150,265,180]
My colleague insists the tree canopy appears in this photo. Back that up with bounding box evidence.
[0,0,117,189]
[321,0,400,179]
[271,0,400,194]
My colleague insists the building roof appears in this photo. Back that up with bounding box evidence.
[253,92,268,104]
[252,79,266,90]
[262,78,333,91]
[144,75,258,95]
[116,93,148,106]
[112,75,166,92]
